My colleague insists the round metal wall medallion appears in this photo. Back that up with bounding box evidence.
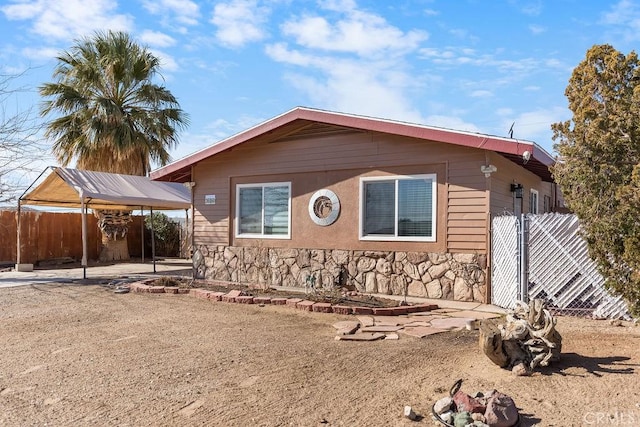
[308,189,340,226]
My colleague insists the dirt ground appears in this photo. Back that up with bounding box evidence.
[0,283,639,427]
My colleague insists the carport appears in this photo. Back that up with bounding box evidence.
[16,167,192,278]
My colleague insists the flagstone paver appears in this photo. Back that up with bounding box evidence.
[356,316,374,327]
[401,326,450,338]
[446,310,502,320]
[429,317,476,330]
[360,325,403,333]
[335,332,385,341]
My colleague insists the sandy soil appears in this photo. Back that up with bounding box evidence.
[0,283,638,427]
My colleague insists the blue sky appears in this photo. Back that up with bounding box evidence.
[1,0,639,168]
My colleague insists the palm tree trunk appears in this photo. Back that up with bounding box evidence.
[95,210,132,261]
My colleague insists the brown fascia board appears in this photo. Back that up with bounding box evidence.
[151,107,555,181]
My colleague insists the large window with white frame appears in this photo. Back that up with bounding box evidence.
[236,182,291,238]
[360,174,437,242]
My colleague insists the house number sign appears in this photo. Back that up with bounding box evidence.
[308,189,340,226]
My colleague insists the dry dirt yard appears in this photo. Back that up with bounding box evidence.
[0,283,639,427]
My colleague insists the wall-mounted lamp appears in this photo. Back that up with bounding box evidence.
[522,150,531,164]
[480,164,497,178]
[510,183,524,198]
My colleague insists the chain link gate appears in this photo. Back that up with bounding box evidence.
[491,213,630,319]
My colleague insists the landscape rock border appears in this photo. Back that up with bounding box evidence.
[127,280,439,316]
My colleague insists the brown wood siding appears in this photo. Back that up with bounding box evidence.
[447,155,488,253]
[488,152,554,216]
[193,132,492,254]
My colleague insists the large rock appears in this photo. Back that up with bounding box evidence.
[454,277,474,301]
[407,280,427,297]
[364,271,377,293]
[426,279,443,298]
[376,258,392,275]
[331,250,349,264]
[484,391,519,427]
[403,262,421,280]
[406,252,428,264]
[357,257,376,273]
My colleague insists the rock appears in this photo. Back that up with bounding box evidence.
[407,280,427,297]
[511,362,531,377]
[484,391,519,427]
[452,411,474,427]
[403,405,417,421]
[426,279,443,298]
[433,396,453,415]
[610,319,623,327]
[452,390,486,414]
[471,412,486,423]
[439,411,453,424]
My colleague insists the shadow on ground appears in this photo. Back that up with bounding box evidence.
[540,352,637,377]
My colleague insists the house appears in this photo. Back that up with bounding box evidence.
[151,107,558,303]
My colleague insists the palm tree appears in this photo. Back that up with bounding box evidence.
[40,30,189,261]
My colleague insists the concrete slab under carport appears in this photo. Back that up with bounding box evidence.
[0,258,192,288]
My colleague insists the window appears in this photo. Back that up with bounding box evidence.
[236,182,291,238]
[543,195,551,213]
[360,174,436,242]
[530,189,539,214]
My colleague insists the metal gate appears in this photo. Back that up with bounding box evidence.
[491,213,630,318]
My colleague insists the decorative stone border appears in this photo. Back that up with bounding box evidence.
[127,281,438,316]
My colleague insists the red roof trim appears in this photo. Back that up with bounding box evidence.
[151,107,554,180]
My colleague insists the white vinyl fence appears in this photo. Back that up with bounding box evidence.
[491,213,630,319]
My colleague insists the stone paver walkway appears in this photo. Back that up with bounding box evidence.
[334,307,503,341]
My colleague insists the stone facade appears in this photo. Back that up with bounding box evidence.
[193,246,488,303]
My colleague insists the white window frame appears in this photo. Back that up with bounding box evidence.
[235,182,292,239]
[359,174,437,242]
[530,189,539,214]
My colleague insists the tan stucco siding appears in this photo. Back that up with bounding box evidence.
[192,132,492,253]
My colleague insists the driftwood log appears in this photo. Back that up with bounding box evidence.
[480,299,562,375]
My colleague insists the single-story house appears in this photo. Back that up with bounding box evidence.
[151,107,558,303]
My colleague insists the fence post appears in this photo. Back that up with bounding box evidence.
[517,213,530,303]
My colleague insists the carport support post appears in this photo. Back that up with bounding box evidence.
[150,207,156,273]
[140,207,144,263]
[16,200,21,265]
[81,196,88,279]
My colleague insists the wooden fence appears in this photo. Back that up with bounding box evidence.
[0,210,144,265]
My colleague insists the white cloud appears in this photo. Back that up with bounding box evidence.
[511,0,543,16]
[470,90,493,98]
[21,46,60,61]
[423,115,482,133]
[1,0,133,41]
[529,24,545,34]
[499,106,569,146]
[600,0,640,41]
[281,8,427,57]
[211,0,269,48]
[264,1,431,124]
[266,43,425,124]
[140,30,176,48]
[149,49,179,72]
[141,0,200,26]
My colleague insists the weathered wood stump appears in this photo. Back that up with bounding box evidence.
[479,299,562,375]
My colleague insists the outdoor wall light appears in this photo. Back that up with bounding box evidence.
[510,183,524,198]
